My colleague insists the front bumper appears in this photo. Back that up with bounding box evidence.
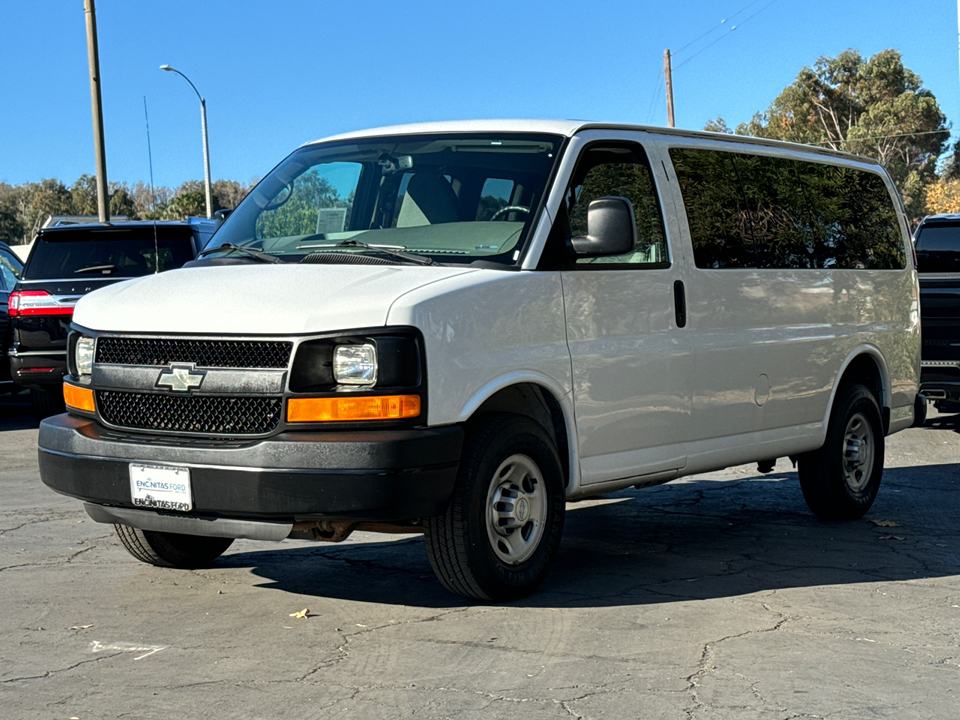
[38,414,463,529]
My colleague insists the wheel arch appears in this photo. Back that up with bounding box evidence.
[830,346,891,434]
[459,377,578,495]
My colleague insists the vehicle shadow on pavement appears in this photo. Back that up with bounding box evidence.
[222,461,960,609]
[0,392,37,431]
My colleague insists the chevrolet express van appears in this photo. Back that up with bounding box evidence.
[38,121,920,601]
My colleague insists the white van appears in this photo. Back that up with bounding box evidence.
[38,121,920,601]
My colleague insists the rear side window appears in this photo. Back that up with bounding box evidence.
[669,147,905,270]
[915,223,960,272]
[25,227,196,280]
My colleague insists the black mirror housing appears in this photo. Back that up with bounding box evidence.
[569,197,636,258]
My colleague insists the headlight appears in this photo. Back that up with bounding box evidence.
[76,336,95,376]
[333,344,377,385]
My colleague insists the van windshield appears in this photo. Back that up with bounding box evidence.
[212,132,563,267]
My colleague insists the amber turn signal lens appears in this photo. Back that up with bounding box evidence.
[63,383,95,412]
[288,395,421,422]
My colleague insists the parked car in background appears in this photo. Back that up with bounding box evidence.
[0,242,24,395]
[9,221,203,418]
[913,213,960,424]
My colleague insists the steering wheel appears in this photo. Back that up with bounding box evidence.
[490,205,530,221]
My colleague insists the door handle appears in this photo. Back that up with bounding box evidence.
[674,280,686,328]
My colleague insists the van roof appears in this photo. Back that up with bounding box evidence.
[306,120,878,166]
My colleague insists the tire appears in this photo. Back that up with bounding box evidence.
[798,383,884,521]
[912,394,927,427]
[424,413,565,602]
[114,524,234,569]
[30,386,65,420]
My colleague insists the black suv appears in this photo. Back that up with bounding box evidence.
[9,222,202,417]
[913,213,960,423]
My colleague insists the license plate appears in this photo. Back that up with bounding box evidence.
[129,463,192,512]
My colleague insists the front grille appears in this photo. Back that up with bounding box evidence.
[97,390,282,435]
[96,338,292,369]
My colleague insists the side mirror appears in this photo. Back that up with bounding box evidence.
[569,197,636,258]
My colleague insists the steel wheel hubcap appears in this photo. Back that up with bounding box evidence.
[486,454,547,565]
[841,412,874,492]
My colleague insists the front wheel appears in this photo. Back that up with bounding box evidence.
[424,413,565,601]
[114,524,234,568]
[798,383,884,520]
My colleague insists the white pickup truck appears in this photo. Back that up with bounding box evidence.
[39,121,919,601]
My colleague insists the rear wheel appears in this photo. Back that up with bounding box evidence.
[799,383,884,520]
[114,524,234,568]
[425,413,565,601]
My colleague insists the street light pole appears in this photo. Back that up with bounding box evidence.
[160,64,213,218]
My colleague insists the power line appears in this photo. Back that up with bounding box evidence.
[674,0,780,71]
[672,0,765,58]
[645,65,665,125]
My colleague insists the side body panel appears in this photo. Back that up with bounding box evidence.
[650,133,919,472]
[386,270,573,429]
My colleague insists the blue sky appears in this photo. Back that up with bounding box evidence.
[1,0,958,191]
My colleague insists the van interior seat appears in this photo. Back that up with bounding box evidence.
[397,173,459,227]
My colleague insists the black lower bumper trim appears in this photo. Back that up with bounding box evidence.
[84,503,293,540]
[39,415,463,523]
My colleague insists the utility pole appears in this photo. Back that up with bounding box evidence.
[84,0,109,222]
[664,49,675,128]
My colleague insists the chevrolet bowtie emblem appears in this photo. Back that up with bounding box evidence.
[156,366,205,392]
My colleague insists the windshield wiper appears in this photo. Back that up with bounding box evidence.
[197,243,283,264]
[74,264,119,274]
[301,239,436,266]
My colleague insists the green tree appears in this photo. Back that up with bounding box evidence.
[166,189,208,219]
[212,179,252,210]
[109,184,137,218]
[23,178,72,233]
[70,175,99,216]
[0,184,26,245]
[720,49,948,220]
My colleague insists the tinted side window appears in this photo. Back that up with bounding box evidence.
[566,144,668,267]
[668,148,752,268]
[670,148,906,270]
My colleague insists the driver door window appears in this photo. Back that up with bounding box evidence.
[567,146,669,267]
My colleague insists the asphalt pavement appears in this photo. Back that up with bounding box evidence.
[1,392,958,719]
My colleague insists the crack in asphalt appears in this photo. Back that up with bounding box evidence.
[683,606,790,717]
[1,651,125,685]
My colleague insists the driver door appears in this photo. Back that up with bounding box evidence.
[558,138,690,485]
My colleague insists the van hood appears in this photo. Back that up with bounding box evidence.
[72,263,478,335]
